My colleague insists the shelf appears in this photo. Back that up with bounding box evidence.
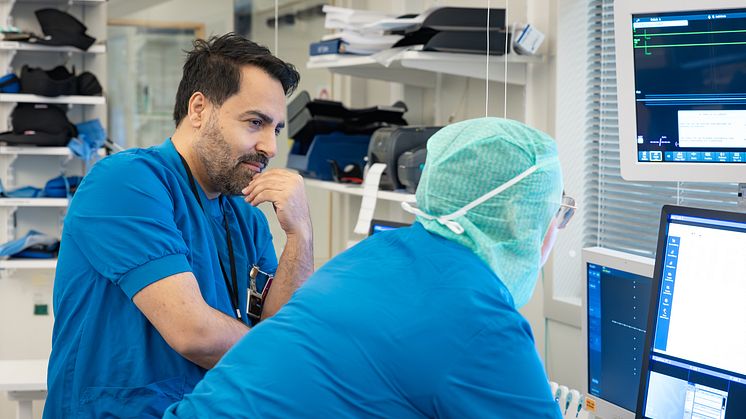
[308,53,436,88]
[307,50,543,86]
[0,259,56,270]
[305,179,415,203]
[0,42,106,54]
[1,0,105,3]
[0,93,105,105]
[0,198,68,207]
[0,145,105,156]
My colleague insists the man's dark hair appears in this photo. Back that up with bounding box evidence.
[173,32,300,126]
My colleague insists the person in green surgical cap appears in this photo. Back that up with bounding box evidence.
[165,117,574,419]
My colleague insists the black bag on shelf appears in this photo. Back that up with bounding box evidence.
[0,103,77,147]
[26,8,97,51]
[20,65,77,97]
[19,65,103,97]
[77,71,102,95]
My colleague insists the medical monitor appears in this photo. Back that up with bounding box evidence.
[582,247,654,419]
[637,206,746,418]
[368,219,409,236]
[615,1,746,182]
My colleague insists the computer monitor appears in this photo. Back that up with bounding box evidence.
[615,0,746,182]
[637,205,746,418]
[582,247,654,419]
[367,219,409,236]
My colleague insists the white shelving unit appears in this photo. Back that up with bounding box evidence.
[0,93,106,105]
[0,146,74,156]
[0,1,107,275]
[0,198,68,207]
[0,0,105,3]
[303,10,548,257]
[307,50,543,87]
[0,41,106,54]
[0,145,106,156]
[0,259,56,269]
[305,179,415,203]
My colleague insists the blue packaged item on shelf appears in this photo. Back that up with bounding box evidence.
[0,230,59,259]
[0,175,82,199]
[0,178,42,197]
[287,132,370,181]
[0,73,20,93]
[42,175,82,198]
[309,38,347,56]
[69,118,107,161]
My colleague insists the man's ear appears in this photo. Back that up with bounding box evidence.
[187,92,208,128]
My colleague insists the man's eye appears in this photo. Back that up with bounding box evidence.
[274,128,281,136]
[250,119,263,127]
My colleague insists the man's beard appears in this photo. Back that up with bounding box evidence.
[194,117,269,196]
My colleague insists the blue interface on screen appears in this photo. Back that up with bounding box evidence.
[370,224,401,235]
[587,263,651,412]
[632,9,746,164]
[640,213,746,418]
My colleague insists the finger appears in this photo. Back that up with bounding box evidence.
[241,171,296,195]
[245,184,286,203]
[249,189,285,207]
[243,173,302,198]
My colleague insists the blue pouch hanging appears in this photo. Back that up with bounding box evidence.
[0,73,20,93]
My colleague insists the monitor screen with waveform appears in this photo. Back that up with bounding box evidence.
[632,8,746,165]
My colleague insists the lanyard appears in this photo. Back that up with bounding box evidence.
[177,153,242,321]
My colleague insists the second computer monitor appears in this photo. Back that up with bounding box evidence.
[582,247,654,419]
[637,206,746,419]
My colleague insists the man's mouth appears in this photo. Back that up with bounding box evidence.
[241,162,264,173]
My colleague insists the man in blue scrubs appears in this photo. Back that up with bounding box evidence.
[165,118,572,418]
[44,33,314,418]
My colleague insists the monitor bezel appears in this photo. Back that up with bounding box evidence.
[635,205,746,418]
[614,0,746,182]
[581,246,655,419]
[367,219,410,236]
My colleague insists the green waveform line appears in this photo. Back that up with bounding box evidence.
[633,29,746,37]
[635,41,746,49]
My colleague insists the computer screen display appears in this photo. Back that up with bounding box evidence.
[368,219,409,236]
[638,206,746,418]
[632,8,746,165]
[587,262,652,413]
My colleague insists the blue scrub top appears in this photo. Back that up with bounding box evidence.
[165,223,561,419]
[44,139,278,418]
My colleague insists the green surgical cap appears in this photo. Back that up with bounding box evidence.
[414,117,563,308]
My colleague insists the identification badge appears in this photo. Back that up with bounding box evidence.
[247,265,274,322]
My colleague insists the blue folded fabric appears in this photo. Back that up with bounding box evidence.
[0,230,60,259]
[42,175,82,198]
[69,119,107,162]
[0,176,82,199]
[0,179,42,198]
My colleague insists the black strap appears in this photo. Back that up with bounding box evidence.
[177,153,242,321]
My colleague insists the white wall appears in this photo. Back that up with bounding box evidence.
[110,0,234,36]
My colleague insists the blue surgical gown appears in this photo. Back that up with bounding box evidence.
[165,223,561,418]
[44,139,278,418]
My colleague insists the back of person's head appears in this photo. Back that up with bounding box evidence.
[409,117,563,308]
[173,32,300,127]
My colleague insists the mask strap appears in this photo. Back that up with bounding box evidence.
[401,164,539,235]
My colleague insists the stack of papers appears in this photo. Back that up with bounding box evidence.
[314,6,404,56]
[323,5,396,31]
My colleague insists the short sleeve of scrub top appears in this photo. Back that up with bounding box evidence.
[65,153,191,299]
